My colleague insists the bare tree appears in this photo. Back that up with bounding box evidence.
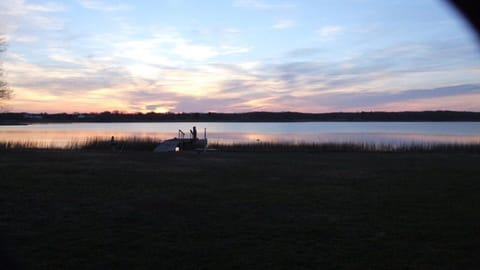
[0,37,11,101]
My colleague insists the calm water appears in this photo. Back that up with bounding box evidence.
[1,122,480,147]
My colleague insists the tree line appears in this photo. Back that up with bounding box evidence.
[2,111,480,124]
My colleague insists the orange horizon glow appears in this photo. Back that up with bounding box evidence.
[2,0,480,113]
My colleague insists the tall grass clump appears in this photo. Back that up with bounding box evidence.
[2,138,480,153]
[208,141,480,153]
[0,141,59,151]
[81,136,161,151]
[1,136,162,152]
[208,141,380,152]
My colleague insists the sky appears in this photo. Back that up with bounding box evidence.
[1,0,480,113]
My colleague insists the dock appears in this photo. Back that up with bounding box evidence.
[153,138,208,152]
[154,128,208,152]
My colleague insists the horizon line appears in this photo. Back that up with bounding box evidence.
[3,110,480,115]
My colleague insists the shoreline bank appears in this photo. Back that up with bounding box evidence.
[2,138,480,153]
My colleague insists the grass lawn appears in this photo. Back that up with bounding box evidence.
[1,150,479,269]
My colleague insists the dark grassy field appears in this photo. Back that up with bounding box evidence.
[1,150,479,269]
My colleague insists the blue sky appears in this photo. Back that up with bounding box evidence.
[1,0,480,113]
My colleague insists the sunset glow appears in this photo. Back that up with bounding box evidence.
[1,0,480,113]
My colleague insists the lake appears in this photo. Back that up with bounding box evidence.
[1,122,480,147]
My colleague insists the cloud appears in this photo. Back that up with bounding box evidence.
[0,0,65,35]
[25,2,64,12]
[109,32,250,64]
[77,0,131,12]
[0,0,64,15]
[317,25,343,38]
[273,20,295,29]
[159,38,480,112]
[233,0,295,9]
[369,93,480,112]
[220,45,251,55]
[4,5,480,114]
[311,84,480,111]
[10,34,37,43]
[173,96,249,112]
[7,48,480,113]
[172,42,218,61]
[6,59,134,96]
[145,102,177,113]
[121,85,254,113]
[238,84,480,113]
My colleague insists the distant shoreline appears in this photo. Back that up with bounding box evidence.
[3,120,480,126]
[2,111,480,123]
[0,122,28,125]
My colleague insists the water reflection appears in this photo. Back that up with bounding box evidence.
[0,130,172,147]
[1,122,479,148]
[208,132,480,145]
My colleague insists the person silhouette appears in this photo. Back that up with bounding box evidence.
[110,136,117,151]
[190,126,197,141]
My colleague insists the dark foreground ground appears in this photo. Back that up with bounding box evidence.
[1,150,479,269]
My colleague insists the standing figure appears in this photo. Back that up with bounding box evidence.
[110,136,117,151]
[191,126,197,141]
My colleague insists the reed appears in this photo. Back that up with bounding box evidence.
[0,141,57,150]
[208,141,480,153]
[0,137,162,152]
[81,136,161,151]
[2,138,480,153]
